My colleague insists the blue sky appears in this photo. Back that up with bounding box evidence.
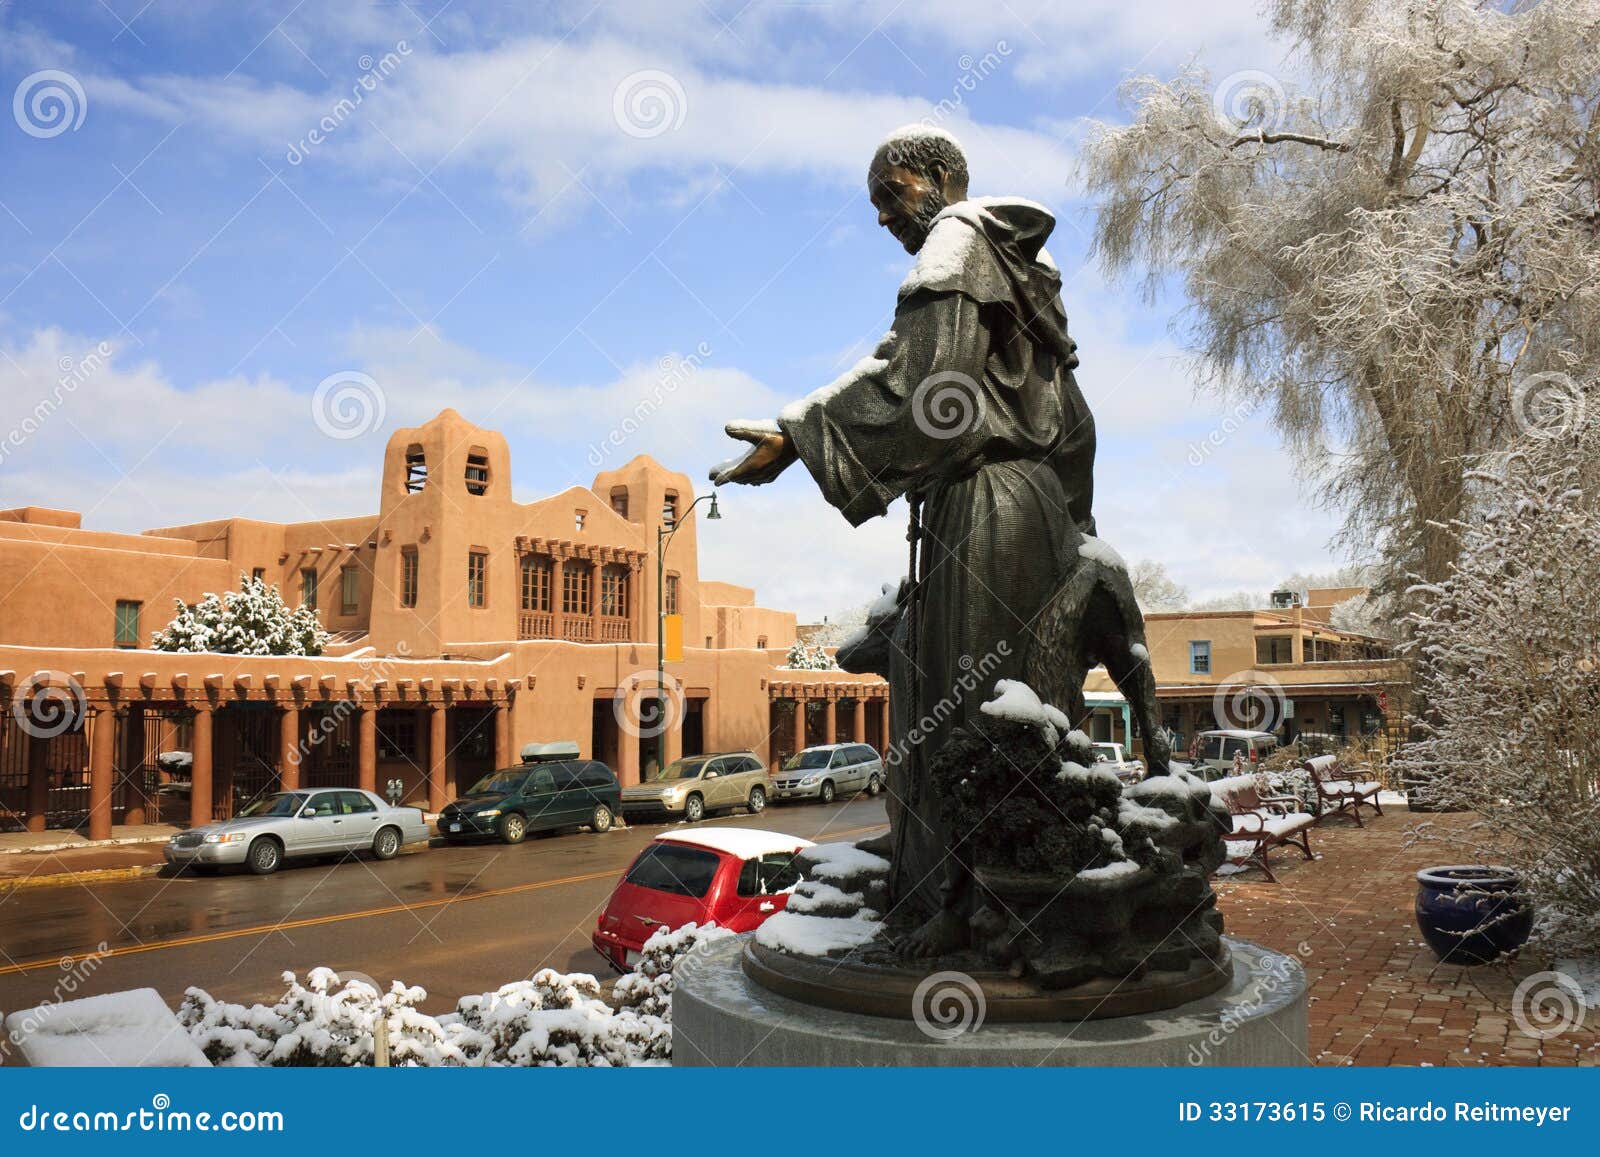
[0,0,1342,619]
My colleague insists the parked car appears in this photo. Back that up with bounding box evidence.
[1088,741,1145,784]
[1190,729,1281,779]
[164,788,430,876]
[591,828,813,972]
[438,741,620,844]
[618,751,770,823]
[771,742,884,804]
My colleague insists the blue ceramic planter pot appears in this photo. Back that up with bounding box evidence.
[1415,866,1533,965]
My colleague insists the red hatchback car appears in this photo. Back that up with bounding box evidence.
[592,828,814,972]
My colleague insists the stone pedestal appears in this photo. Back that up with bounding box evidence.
[672,935,1308,1067]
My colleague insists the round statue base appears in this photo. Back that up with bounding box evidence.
[672,935,1307,1066]
[743,939,1232,1021]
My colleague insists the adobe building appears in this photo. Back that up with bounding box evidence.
[0,410,887,838]
[1082,588,1405,755]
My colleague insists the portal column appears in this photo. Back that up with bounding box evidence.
[26,726,49,833]
[88,704,116,841]
[493,699,511,770]
[122,705,147,826]
[590,558,604,641]
[617,710,641,788]
[428,703,447,813]
[823,694,837,747]
[791,694,806,756]
[279,705,301,791]
[189,704,214,828]
[357,702,377,793]
[852,694,867,744]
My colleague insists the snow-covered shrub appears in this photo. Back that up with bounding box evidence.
[782,641,838,670]
[153,573,329,656]
[613,922,733,1018]
[177,924,729,1066]
[1394,422,1600,956]
[178,968,462,1067]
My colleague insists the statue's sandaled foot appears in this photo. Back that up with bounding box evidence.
[855,832,893,858]
[897,908,967,959]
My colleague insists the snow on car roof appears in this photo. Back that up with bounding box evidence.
[655,828,816,859]
[1198,729,1278,739]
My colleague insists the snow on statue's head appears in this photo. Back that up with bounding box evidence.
[868,124,969,255]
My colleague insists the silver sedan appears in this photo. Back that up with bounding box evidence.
[164,788,431,875]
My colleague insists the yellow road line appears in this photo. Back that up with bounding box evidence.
[0,823,887,976]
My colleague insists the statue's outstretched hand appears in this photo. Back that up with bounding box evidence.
[711,419,797,486]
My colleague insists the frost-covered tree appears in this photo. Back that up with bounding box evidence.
[784,641,839,670]
[1129,559,1190,610]
[1395,418,1600,955]
[1083,0,1600,593]
[153,574,329,656]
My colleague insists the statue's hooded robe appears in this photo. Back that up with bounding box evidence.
[777,196,1096,920]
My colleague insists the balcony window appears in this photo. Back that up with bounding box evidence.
[665,573,680,616]
[301,568,318,609]
[521,556,552,612]
[601,564,629,617]
[562,562,591,617]
[467,551,488,608]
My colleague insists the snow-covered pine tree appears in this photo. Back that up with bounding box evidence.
[1396,416,1600,956]
[152,574,330,656]
[784,641,838,671]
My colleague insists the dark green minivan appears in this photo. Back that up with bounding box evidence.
[437,742,621,845]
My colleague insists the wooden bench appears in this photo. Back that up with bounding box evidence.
[1211,774,1315,883]
[1304,754,1384,826]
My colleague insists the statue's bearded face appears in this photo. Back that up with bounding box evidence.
[868,160,948,255]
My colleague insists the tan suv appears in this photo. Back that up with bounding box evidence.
[618,751,771,823]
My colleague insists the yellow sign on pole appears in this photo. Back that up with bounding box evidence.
[663,613,684,662]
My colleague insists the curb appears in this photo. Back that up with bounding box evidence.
[0,864,164,892]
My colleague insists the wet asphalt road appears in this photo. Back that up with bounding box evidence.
[0,797,887,1016]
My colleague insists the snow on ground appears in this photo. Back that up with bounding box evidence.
[5,987,210,1067]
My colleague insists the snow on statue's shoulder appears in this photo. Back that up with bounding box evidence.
[980,679,1071,747]
[779,356,889,424]
[899,214,978,296]
[1077,535,1128,573]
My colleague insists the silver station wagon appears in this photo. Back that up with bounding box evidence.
[164,788,431,875]
[772,742,884,804]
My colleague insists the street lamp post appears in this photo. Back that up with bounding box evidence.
[654,490,720,779]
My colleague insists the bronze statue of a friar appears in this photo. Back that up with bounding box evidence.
[714,125,1182,964]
